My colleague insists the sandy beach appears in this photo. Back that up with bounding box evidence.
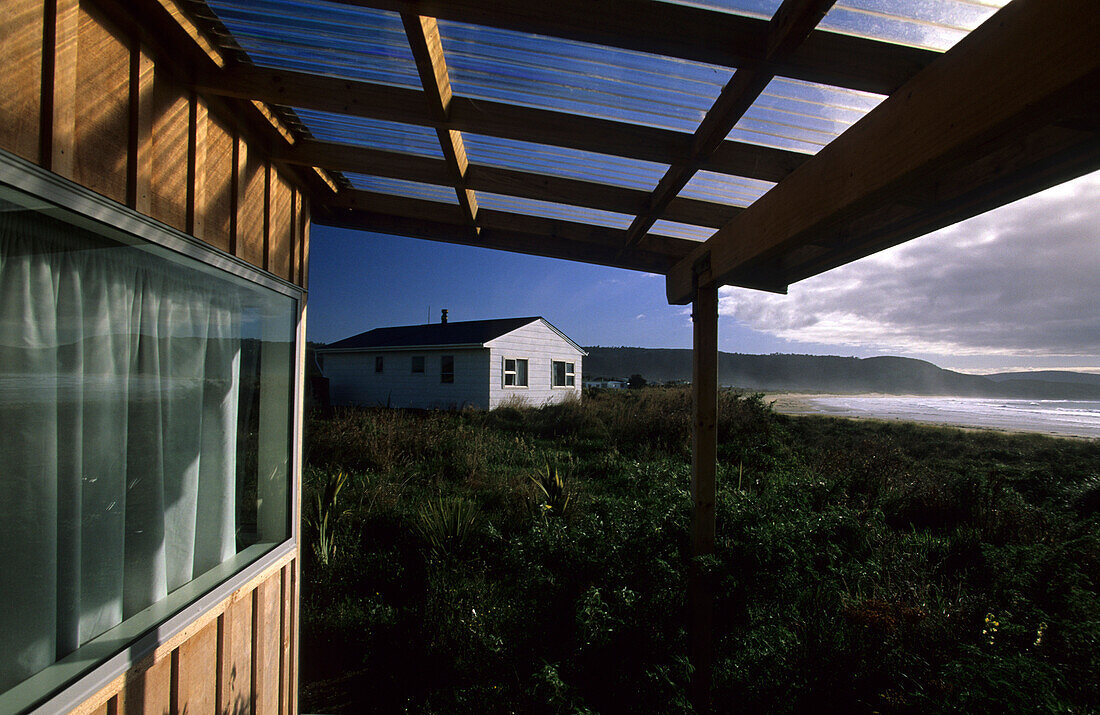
[760,392,1100,439]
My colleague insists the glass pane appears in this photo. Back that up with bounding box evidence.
[818,0,1010,52]
[477,193,633,229]
[205,0,422,87]
[344,174,459,204]
[656,0,782,19]
[463,133,669,192]
[729,77,885,154]
[516,359,528,387]
[0,189,295,697]
[439,19,733,132]
[553,361,566,386]
[289,109,444,158]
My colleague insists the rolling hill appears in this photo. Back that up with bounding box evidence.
[583,347,1100,400]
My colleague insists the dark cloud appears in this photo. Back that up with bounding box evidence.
[720,172,1100,358]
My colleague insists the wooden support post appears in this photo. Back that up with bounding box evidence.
[689,282,718,712]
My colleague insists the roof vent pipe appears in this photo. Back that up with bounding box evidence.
[441,309,448,324]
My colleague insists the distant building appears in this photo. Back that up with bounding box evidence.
[318,315,585,409]
[584,379,627,389]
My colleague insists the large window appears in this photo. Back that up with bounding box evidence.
[0,183,296,702]
[504,358,528,387]
[411,356,425,373]
[552,360,576,387]
[441,355,455,383]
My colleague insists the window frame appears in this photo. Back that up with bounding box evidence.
[503,357,529,388]
[441,355,455,383]
[552,359,577,388]
[0,150,304,713]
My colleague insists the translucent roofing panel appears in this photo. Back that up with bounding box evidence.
[728,77,885,154]
[290,109,443,157]
[437,20,734,133]
[344,174,458,204]
[818,0,1010,52]
[650,220,713,241]
[680,172,775,207]
[204,0,421,87]
[477,193,633,229]
[462,134,668,192]
[655,0,782,20]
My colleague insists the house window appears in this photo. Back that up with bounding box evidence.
[504,358,528,387]
[411,356,425,373]
[0,179,295,701]
[441,355,454,383]
[552,360,576,387]
[375,356,384,373]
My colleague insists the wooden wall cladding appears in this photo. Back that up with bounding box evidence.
[0,0,311,289]
[76,552,299,715]
[0,1,43,162]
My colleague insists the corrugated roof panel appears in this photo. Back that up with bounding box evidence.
[728,76,885,154]
[204,0,421,87]
[437,20,734,133]
[478,193,634,229]
[344,174,459,204]
[290,109,443,157]
[655,0,782,20]
[462,134,668,192]
[818,0,1010,52]
[650,220,712,241]
[679,171,775,207]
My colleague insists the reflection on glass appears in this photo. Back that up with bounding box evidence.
[0,192,296,697]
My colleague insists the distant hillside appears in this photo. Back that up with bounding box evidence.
[987,370,1100,387]
[583,347,1100,400]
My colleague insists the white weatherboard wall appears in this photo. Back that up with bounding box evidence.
[487,321,583,408]
[324,349,489,408]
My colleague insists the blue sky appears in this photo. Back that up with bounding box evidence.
[307,171,1100,375]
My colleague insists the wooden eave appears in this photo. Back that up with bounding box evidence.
[162,0,1100,303]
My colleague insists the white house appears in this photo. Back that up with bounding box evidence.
[319,316,585,409]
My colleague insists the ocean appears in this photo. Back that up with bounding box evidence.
[777,395,1100,439]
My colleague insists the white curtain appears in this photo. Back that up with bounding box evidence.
[0,206,241,692]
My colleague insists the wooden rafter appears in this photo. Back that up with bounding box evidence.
[325,0,937,95]
[621,0,834,249]
[666,0,1100,304]
[401,13,479,232]
[278,140,742,228]
[193,64,811,183]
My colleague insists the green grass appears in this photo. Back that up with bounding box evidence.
[300,388,1100,713]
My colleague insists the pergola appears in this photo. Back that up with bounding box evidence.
[101,0,1100,706]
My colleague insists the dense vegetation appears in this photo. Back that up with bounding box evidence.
[300,388,1100,713]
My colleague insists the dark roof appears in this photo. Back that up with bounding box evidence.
[322,317,544,351]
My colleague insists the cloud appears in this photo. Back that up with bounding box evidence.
[719,172,1100,358]
[635,313,646,320]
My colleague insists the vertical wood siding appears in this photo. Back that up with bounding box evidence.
[74,553,298,715]
[0,0,311,289]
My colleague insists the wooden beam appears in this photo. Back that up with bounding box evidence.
[622,0,833,249]
[194,64,810,183]
[688,282,718,713]
[401,13,479,229]
[314,205,690,274]
[329,0,937,95]
[667,0,1100,304]
[279,141,743,228]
